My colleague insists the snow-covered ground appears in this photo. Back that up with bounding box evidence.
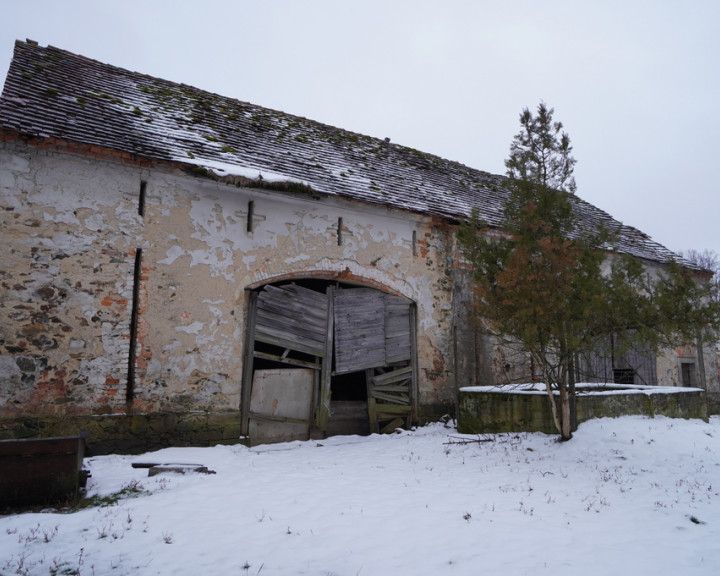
[1,415,718,575]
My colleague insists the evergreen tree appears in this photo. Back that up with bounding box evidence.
[459,103,720,440]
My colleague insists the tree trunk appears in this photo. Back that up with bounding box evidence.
[568,352,577,433]
[557,336,573,440]
[546,382,562,435]
[559,383,572,440]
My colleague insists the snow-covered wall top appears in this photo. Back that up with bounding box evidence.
[0,40,680,265]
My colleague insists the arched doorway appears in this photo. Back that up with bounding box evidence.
[240,278,417,445]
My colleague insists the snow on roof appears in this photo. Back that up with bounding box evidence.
[0,40,682,265]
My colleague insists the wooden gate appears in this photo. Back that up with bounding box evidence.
[334,288,415,433]
[241,282,417,439]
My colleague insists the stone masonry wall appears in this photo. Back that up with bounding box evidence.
[1,140,144,417]
[1,138,475,443]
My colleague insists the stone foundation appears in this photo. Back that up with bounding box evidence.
[0,411,244,455]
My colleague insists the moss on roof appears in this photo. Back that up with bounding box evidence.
[0,40,681,265]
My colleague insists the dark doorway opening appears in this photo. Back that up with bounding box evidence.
[327,370,370,436]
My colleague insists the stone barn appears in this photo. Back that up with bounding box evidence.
[1,41,717,451]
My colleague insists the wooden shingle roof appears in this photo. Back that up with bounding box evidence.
[0,40,681,265]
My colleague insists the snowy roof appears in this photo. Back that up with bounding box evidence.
[0,40,681,265]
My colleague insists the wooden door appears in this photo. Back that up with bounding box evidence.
[334,288,416,433]
[243,282,416,440]
[242,283,331,435]
[248,368,314,445]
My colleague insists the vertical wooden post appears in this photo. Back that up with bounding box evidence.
[366,368,378,433]
[316,285,334,430]
[240,290,258,435]
[409,304,419,423]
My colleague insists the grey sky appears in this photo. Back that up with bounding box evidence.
[2,0,718,257]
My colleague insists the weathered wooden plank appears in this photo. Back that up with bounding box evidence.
[248,411,311,426]
[256,305,327,335]
[248,368,314,445]
[254,332,326,358]
[379,418,405,434]
[256,304,326,327]
[254,316,327,342]
[254,318,327,343]
[334,287,387,374]
[409,304,419,421]
[241,290,259,435]
[256,284,329,335]
[374,404,412,414]
[253,350,321,370]
[372,382,410,391]
[316,286,334,430]
[385,294,412,364]
[371,365,412,385]
[366,368,379,433]
[370,391,409,404]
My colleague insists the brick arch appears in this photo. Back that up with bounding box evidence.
[245,268,415,302]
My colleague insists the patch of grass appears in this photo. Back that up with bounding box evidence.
[74,480,146,510]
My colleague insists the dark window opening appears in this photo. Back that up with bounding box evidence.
[337,217,343,246]
[613,368,634,385]
[138,181,146,217]
[247,200,254,233]
[331,370,367,401]
[680,362,697,387]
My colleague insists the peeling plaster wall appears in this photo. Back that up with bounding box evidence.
[4,139,715,444]
[141,170,464,412]
[1,140,474,428]
[1,141,143,416]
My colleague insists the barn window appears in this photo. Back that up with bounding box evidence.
[612,368,634,385]
[246,200,255,232]
[679,360,697,387]
[138,180,146,217]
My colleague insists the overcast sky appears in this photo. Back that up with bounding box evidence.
[2,0,718,258]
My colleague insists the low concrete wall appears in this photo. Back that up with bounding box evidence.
[0,411,244,455]
[458,385,708,435]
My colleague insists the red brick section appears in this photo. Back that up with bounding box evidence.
[0,128,183,172]
[133,263,153,387]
